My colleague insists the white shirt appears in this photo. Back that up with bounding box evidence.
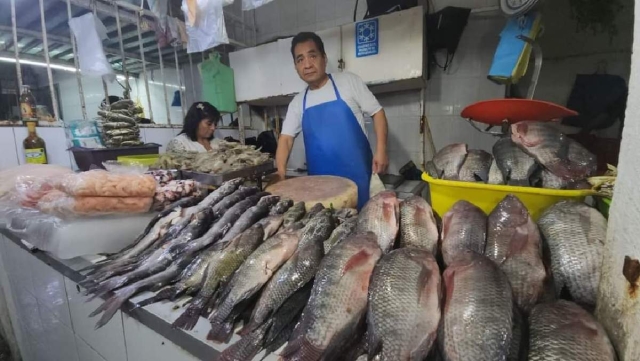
[281,71,383,137]
[166,134,220,153]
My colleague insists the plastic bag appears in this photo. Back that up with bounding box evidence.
[242,0,274,11]
[0,164,72,201]
[68,13,115,82]
[182,0,229,53]
[64,119,104,149]
[38,190,153,217]
[57,170,157,198]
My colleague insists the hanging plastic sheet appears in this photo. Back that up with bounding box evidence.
[182,0,229,53]
[68,13,115,82]
[242,0,274,10]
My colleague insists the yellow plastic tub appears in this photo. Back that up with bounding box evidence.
[422,173,595,220]
[117,154,160,167]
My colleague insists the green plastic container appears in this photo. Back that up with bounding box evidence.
[596,197,612,218]
[117,154,160,167]
[200,53,237,113]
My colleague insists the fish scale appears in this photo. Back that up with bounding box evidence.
[440,252,513,361]
[324,218,357,253]
[537,201,607,308]
[357,191,399,253]
[458,150,493,182]
[493,137,537,186]
[281,232,382,361]
[399,196,439,254]
[283,202,307,227]
[429,143,468,180]
[441,201,487,266]
[367,248,441,361]
[528,300,616,361]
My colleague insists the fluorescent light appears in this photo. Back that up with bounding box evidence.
[0,56,77,72]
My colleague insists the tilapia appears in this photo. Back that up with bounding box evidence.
[301,203,325,224]
[217,194,279,244]
[90,255,194,329]
[262,282,313,348]
[441,201,487,266]
[399,196,439,254]
[493,137,538,186]
[217,321,272,361]
[488,159,506,185]
[528,300,616,361]
[261,317,297,361]
[211,186,260,220]
[324,218,357,253]
[242,231,324,335]
[458,150,493,183]
[174,193,264,256]
[367,248,442,361]
[486,195,546,313]
[172,225,265,331]
[537,201,607,308]
[271,198,294,215]
[428,143,468,180]
[257,215,285,240]
[511,121,597,181]
[440,251,513,361]
[357,191,399,253]
[298,209,335,248]
[334,208,358,223]
[283,202,306,227]
[207,228,302,341]
[280,232,382,361]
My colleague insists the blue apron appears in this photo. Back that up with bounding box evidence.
[302,75,373,210]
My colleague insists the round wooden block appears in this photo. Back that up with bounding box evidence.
[266,176,358,210]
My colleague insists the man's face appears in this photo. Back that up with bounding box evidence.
[293,40,327,84]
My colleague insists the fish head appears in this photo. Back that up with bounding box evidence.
[511,121,550,148]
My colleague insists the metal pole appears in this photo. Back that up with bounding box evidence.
[92,1,110,107]
[136,9,154,122]
[188,53,196,101]
[39,0,60,121]
[174,47,186,120]
[114,3,131,96]
[10,0,22,95]
[66,0,87,120]
[157,42,171,124]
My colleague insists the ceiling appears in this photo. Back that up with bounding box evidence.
[0,0,256,75]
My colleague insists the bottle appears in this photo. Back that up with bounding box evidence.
[23,121,47,164]
[19,85,37,121]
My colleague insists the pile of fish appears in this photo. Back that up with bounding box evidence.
[80,179,615,361]
[97,99,144,148]
[156,141,272,174]
[427,121,598,189]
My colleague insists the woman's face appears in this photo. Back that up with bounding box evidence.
[197,118,216,140]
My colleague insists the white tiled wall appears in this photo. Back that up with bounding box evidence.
[0,126,75,171]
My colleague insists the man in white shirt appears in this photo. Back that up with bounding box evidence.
[275,32,389,209]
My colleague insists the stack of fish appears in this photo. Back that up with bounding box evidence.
[97,99,143,148]
[80,179,615,361]
[427,121,598,189]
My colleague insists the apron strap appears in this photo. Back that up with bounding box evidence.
[302,74,341,111]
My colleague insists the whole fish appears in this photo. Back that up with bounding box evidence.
[511,122,597,180]
[172,225,265,331]
[199,178,245,209]
[427,143,468,180]
[301,203,325,224]
[486,195,546,313]
[458,150,493,183]
[207,228,302,341]
[217,194,278,244]
[357,191,399,253]
[262,282,313,348]
[298,209,335,248]
[488,159,506,185]
[86,209,213,299]
[440,251,513,361]
[261,316,298,361]
[367,248,442,361]
[493,137,538,186]
[242,233,324,335]
[217,321,272,361]
[175,193,264,256]
[271,198,294,215]
[283,202,307,227]
[257,215,285,240]
[280,232,382,361]
[441,200,487,266]
[399,196,439,254]
[90,255,194,329]
[537,201,607,308]
[211,186,260,220]
[324,218,357,253]
[528,300,616,361]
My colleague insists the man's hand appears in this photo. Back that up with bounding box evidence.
[373,149,389,174]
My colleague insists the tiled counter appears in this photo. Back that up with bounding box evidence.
[0,230,278,361]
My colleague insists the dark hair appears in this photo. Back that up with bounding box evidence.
[180,102,221,141]
[291,32,326,60]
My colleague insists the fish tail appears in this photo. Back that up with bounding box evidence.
[172,296,207,331]
[206,320,235,344]
[217,328,265,360]
[92,286,137,329]
[134,286,177,308]
[279,336,324,361]
[237,319,260,336]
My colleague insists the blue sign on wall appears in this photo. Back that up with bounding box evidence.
[356,18,379,58]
